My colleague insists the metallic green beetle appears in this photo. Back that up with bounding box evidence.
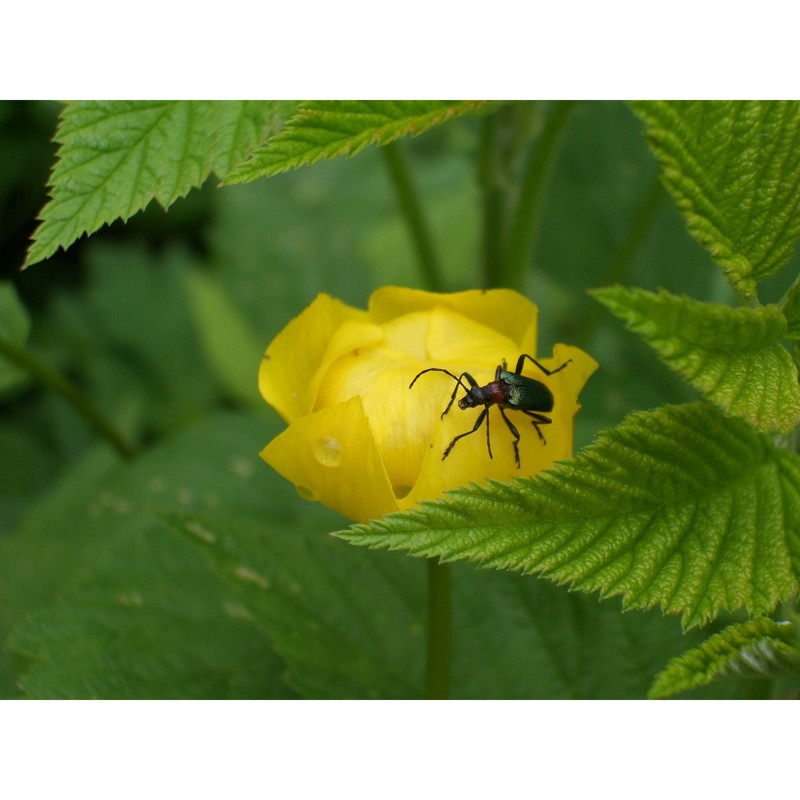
[409,354,572,468]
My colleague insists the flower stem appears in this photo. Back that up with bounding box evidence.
[478,102,543,288]
[477,112,506,288]
[380,141,446,293]
[425,560,452,699]
[502,101,577,291]
[0,336,136,461]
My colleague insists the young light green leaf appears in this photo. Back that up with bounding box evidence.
[0,281,31,393]
[25,101,294,267]
[184,270,264,409]
[0,282,30,343]
[338,402,800,628]
[592,285,800,433]
[631,101,800,301]
[649,618,800,699]
[224,100,488,184]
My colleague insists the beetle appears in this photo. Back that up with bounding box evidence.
[409,354,572,468]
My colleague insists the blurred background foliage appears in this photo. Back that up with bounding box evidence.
[2,99,784,698]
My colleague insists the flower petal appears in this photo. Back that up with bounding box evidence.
[426,306,521,365]
[259,294,377,423]
[260,396,399,523]
[369,287,539,354]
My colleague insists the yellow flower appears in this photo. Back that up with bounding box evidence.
[259,287,597,522]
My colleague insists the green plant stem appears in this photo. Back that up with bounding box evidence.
[478,112,505,288]
[502,101,577,291]
[425,560,452,699]
[575,175,665,347]
[380,141,446,293]
[478,102,544,288]
[0,336,136,461]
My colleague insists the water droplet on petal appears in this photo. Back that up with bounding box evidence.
[312,436,342,467]
[296,485,316,501]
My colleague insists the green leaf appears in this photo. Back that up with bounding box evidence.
[592,285,800,433]
[631,101,800,301]
[223,100,489,185]
[782,281,800,340]
[0,281,31,393]
[338,402,800,628]
[161,510,426,699]
[25,100,293,267]
[10,594,289,700]
[1,415,299,698]
[449,567,737,699]
[184,269,264,408]
[649,618,800,699]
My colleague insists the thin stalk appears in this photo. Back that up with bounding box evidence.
[502,101,577,291]
[425,560,452,699]
[380,141,446,293]
[574,175,666,347]
[478,102,545,288]
[0,336,136,461]
[477,112,505,288]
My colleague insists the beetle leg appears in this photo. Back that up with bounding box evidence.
[442,406,490,461]
[499,407,521,468]
[521,410,552,445]
[514,354,572,378]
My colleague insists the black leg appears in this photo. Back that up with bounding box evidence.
[485,403,492,459]
[522,410,552,445]
[514,354,572,378]
[499,407,521,467]
[442,407,490,461]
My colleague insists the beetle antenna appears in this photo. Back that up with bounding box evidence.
[409,367,472,394]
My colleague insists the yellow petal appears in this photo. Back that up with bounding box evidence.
[369,287,539,354]
[259,294,377,423]
[426,306,520,366]
[260,396,399,523]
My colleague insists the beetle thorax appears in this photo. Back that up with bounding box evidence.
[458,381,509,409]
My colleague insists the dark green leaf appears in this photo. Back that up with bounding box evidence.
[631,101,800,300]
[450,567,736,699]
[161,510,426,699]
[593,285,800,433]
[2,415,298,698]
[224,100,488,184]
[338,403,800,628]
